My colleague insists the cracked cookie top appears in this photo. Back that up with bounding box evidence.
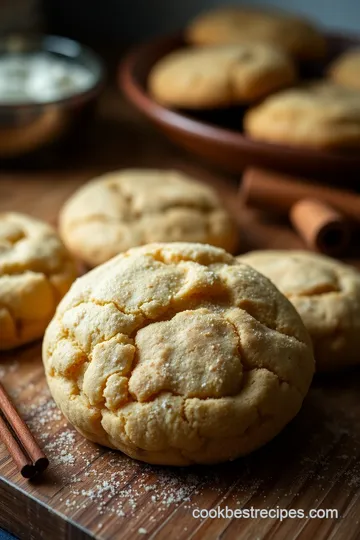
[238,250,360,371]
[59,169,239,267]
[244,82,360,150]
[185,7,326,61]
[43,242,314,465]
[149,43,296,108]
[0,212,77,349]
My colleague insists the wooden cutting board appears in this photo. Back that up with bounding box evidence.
[1,88,360,540]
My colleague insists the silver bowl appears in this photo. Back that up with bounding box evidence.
[0,34,105,158]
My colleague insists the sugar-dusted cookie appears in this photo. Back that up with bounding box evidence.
[59,169,239,267]
[0,212,76,349]
[149,44,296,108]
[238,250,360,371]
[244,82,360,149]
[328,48,360,91]
[43,243,314,465]
[186,7,326,61]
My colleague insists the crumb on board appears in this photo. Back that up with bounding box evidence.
[1,359,360,532]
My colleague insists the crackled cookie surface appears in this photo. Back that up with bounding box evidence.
[244,82,360,149]
[43,243,314,465]
[149,44,296,108]
[238,250,360,371]
[186,7,326,61]
[59,170,239,267]
[0,212,76,349]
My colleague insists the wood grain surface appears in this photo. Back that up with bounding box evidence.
[1,85,360,540]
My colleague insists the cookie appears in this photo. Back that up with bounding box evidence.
[328,48,360,91]
[186,7,326,61]
[0,212,77,349]
[59,169,239,267]
[43,242,314,465]
[238,250,360,371]
[244,82,360,149]
[149,44,296,108]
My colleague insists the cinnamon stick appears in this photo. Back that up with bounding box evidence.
[0,382,49,477]
[290,198,350,255]
[240,168,360,222]
[0,413,35,478]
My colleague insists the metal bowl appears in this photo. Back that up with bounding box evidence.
[0,34,104,158]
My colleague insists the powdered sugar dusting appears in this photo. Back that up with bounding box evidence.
[0,361,19,379]
[2,354,360,538]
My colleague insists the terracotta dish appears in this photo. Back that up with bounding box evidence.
[119,33,360,180]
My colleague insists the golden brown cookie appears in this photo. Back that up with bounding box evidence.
[244,82,360,149]
[0,212,76,349]
[328,48,360,91]
[43,242,314,466]
[238,250,360,371]
[59,169,239,267]
[186,7,326,61]
[149,44,296,108]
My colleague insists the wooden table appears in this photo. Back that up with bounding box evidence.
[1,84,360,540]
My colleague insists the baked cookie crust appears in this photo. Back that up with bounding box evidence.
[149,44,296,108]
[0,212,76,349]
[328,48,360,91]
[43,243,314,465]
[238,250,360,371]
[244,83,360,149]
[59,169,239,267]
[186,7,326,61]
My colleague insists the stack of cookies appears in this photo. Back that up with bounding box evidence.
[148,5,360,151]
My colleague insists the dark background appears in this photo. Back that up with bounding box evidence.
[2,1,359,46]
[41,0,360,43]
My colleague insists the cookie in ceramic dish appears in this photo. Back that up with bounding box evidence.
[59,169,239,267]
[43,242,314,465]
[244,82,360,149]
[238,250,360,371]
[149,43,296,108]
[186,7,326,61]
[328,48,360,91]
[0,212,76,349]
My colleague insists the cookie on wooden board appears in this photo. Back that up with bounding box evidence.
[43,242,314,465]
[238,250,360,371]
[0,212,76,349]
[149,43,296,108]
[59,169,239,267]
